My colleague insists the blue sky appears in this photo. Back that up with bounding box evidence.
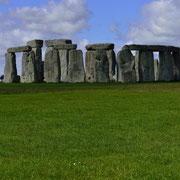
[0,0,180,74]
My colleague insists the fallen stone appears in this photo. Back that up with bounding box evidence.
[86,43,114,50]
[158,51,174,81]
[106,50,116,82]
[54,44,77,50]
[69,49,85,82]
[45,39,72,47]
[21,51,38,83]
[154,59,159,81]
[172,52,180,81]
[94,50,109,82]
[27,39,43,48]
[59,50,70,82]
[85,51,96,82]
[44,47,60,83]
[122,44,180,52]
[117,50,136,82]
[135,50,154,82]
[32,47,43,82]
[3,52,18,83]
[7,46,32,53]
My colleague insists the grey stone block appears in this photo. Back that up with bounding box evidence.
[158,51,174,81]
[21,51,38,83]
[86,43,114,50]
[117,50,136,82]
[69,49,85,83]
[154,59,159,81]
[172,52,180,81]
[94,50,109,82]
[7,46,32,53]
[85,51,95,83]
[106,50,116,82]
[122,44,180,52]
[3,52,18,83]
[54,44,77,50]
[44,47,60,83]
[45,39,72,47]
[135,51,154,82]
[27,39,43,48]
[59,50,70,82]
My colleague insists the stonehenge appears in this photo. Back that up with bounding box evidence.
[2,40,180,83]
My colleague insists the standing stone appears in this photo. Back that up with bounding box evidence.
[172,52,180,81]
[94,50,109,82]
[21,51,38,83]
[69,49,85,82]
[4,52,18,83]
[154,59,159,81]
[135,51,154,82]
[117,50,136,82]
[44,47,60,83]
[59,50,70,82]
[106,50,116,82]
[85,51,96,82]
[158,51,174,81]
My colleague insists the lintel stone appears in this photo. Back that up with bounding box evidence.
[86,43,114,50]
[54,44,77,50]
[7,46,32,53]
[122,44,180,52]
[45,39,72,47]
[27,40,43,48]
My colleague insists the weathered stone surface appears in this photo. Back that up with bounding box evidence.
[135,51,154,82]
[85,51,95,82]
[21,51,38,83]
[8,46,32,53]
[122,44,180,52]
[27,40,43,48]
[45,39,72,47]
[154,59,159,81]
[54,44,77,50]
[44,47,60,83]
[117,50,136,82]
[106,50,116,82]
[86,43,114,50]
[172,52,180,81]
[69,49,85,83]
[59,50,69,82]
[94,50,109,82]
[158,51,174,81]
[32,47,43,82]
[3,52,18,83]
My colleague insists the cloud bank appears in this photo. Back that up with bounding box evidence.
[0,0,90,74]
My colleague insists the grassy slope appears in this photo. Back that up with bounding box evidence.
[0,82,180,179]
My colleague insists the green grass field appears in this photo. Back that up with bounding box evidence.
[0,82,180,179]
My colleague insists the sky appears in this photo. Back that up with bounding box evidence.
[0,0,180,75]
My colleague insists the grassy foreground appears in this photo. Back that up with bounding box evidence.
[0,82,180,179]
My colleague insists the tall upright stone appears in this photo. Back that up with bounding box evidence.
[27,40,44,82]
[94,50,109,82]
[158,51,174,81]
[107,50,116,82]
[154,59,159,81]
[135,50,154,82]
[4,52,18,83]
[117,50,136,82]
[172,52,180,81]
[69,49,85,82]
[85,51,95,82]
[44,47,60,83]
[21,51,38,83]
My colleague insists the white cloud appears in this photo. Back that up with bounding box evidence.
[112,0,180,46]
[0,0,90,75]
